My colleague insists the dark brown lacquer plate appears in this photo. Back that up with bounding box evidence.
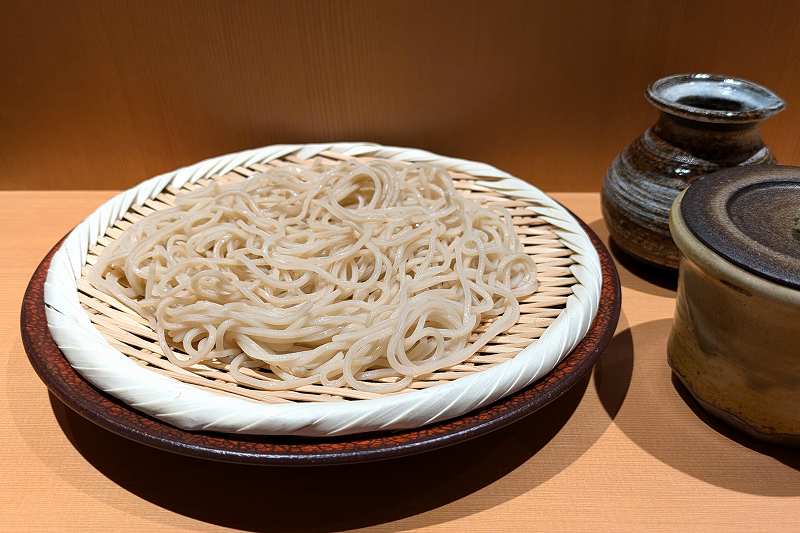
[22,215,620,466]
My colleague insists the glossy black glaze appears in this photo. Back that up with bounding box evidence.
[681,165,800,290]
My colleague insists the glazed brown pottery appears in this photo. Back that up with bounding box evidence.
[668,166,800,445]
[602,73,784,269]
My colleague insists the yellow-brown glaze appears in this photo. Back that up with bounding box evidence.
[669,194,800,443]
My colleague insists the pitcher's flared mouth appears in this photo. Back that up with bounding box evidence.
[647,73,785,123]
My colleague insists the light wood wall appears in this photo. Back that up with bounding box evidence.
[2,0,799,191]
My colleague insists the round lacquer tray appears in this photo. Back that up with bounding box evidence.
[22,143,620,465]
[23,214,619,467]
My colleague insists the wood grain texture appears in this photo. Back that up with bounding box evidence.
[2,192,799,532]
[2,0,800,191]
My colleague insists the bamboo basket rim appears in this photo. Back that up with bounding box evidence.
[44,142,601,437]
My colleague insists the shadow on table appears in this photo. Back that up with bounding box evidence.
[592,319,634,421]
[595,318,800,496]
[587,218,677,296]
[672,376,800,472]
[49,370,605,532]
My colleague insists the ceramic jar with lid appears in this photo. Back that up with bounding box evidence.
[603,73,785,269]
[668,166,800,444]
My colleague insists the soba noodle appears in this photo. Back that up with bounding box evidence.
[91,160,538,393]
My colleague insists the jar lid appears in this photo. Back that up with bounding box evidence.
[681,165,800,289]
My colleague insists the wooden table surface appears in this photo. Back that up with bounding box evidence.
[1,191,798,532]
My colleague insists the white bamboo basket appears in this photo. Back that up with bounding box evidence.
[44,143,601,436]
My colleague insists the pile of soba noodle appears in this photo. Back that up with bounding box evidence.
[92,160,538,394]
